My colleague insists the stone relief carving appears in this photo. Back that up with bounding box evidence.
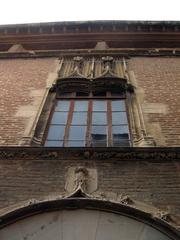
[74,167,88,191]
[102,56,114,70]
[1,147,180,161]
[65,167,97,194]
[73,56,84,72]
[59,56,126,79]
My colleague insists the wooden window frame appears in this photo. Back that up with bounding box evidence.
[43,91,131,147]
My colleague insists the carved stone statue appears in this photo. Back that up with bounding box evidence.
[74,167,88,191]
[65,167,97,194]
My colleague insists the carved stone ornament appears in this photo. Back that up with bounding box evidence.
[102,56,114,70]
[153,211,173,223]
[1,147,180,161]
[0,189,179,239]
[73,56,84,72]
[65,167,97,194]
[56,57,133,95]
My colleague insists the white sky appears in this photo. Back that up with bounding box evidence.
[0,0,180,25]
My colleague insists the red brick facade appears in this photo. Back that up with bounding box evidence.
[129,57,180,146]
[0,21,179,239]
[0,58,58,145]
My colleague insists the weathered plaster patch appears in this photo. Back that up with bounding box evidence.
[15,106,39,118]
[30,89,45,98]
[146,123,166,146]
[142,103,168,114]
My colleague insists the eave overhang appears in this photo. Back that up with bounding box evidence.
[1,20,180,51]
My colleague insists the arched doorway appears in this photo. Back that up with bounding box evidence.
[0,209,172,240]
[0,197,178,240]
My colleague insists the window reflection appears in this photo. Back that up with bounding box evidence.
[112,100,125,111]
[92,112,107,125]
[74,101,88,111]
[46,97,130,147]
[91,126,107,147]
[45,140,63,147]
[55,101,70,111]
[69,126,86,140]
[47,125,65,140]
[112,112,128,125]
[112,125,130,146]
[67,141,85,147]
[72,112,87,125]
[51,112,68,125]
[93,101,107,111]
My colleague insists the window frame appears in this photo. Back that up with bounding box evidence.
[43,91,132,147]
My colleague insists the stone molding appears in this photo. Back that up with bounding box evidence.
[0,190,179,239]
[1,21,180,51]
[0,147,180,161]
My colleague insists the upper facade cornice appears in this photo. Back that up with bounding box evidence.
[0,20,180,51]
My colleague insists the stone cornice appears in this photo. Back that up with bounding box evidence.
[0,147,180,161]
[1,20,180,35]
[1,21,180,50]
[0,49,180,59]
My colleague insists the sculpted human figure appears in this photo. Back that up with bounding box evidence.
[74,167,89,191]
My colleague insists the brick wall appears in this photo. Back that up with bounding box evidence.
[0,56,179,232]
[0,58,58,145]
[0,57,180,147]
[129,57,180,146]
[0,157,179,218]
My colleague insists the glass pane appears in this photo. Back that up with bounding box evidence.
[91,126,107,147]
[56,101,70,111]
[112,112,128,125]
[92,112,107,125]
[112,125,129,147]
[91,126,107,135]
[112,125,129,135]
[74,101,88,111]
[47,125,65,140]
[93,100,107,111]
[69,126,86,140]
[72,112,87,125]
[51,112,68,124]
[113,139,130,147]
[112,100,126,111]
[45,140,63,147]
[67,141,85,147]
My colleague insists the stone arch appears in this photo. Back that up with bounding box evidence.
[0,195,179,239]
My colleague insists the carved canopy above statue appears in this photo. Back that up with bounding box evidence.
[56,74,133,95]
[55,56,133,94]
